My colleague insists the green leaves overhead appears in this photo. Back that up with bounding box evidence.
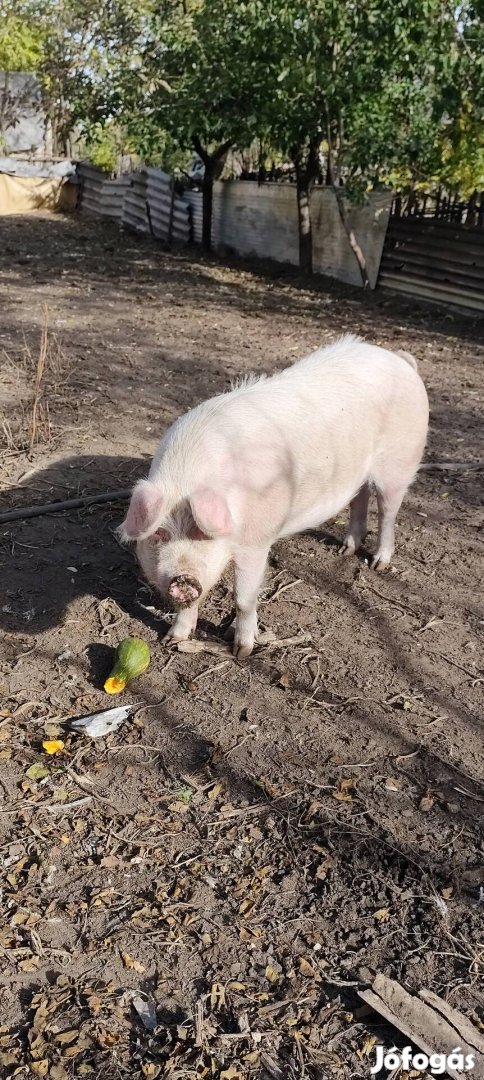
[1,0,481,194]
[0,5,44,72]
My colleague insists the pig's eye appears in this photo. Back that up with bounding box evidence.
[152,527,170,543]
[189,524,209,541]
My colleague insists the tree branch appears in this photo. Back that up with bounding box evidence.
[192,135,210,165]
[192,135,232,166]
[214,138,232,160]
[324,102,369,288]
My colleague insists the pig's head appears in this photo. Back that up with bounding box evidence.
[119,479,232,606]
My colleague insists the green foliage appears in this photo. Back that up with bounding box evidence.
[2,0,482,199]
[79,119,191,173]
[433,1,484,195]
[79,124,125,174]
[0,5,43,71]
[39,0,190,166]
[233,0,457,186]
[132,0,264,157]
[130,0,483,200]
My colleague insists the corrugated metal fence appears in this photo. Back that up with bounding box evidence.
[78,165,483,310]
[78,167,390,288]
[184,189,203,244]
[78,163,130,221]
[185,184,392,289]
[378,216,484,313]
[79,168,390,288]
[79,163,190,243]
[145,167,190,242]
[122,171,149,233]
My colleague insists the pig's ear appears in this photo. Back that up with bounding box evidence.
[190,488,232,537]
[119,480,164,542]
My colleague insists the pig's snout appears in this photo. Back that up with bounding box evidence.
[168,575,202,608]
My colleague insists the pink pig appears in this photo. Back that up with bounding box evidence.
[120,335,429,657]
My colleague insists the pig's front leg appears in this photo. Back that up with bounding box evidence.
[232,546,270,659]
[163,603,199,644]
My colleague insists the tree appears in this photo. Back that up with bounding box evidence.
[34,0,153,156]
[80,0,467,270]
[0,1,45,73]
[433,1,484,206]
[138,0,266,251]
[7,0,479,268]
[238,0,459,277]
[0,0,155,156]
[0,2,44,148]
[365,3,484,220]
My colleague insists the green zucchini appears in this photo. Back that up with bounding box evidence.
[104,637,150,694]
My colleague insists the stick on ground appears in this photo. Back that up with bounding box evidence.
[0,489,131,525]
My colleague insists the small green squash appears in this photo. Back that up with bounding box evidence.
[104,637,151,694]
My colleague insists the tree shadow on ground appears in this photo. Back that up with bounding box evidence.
[1,212,484,347]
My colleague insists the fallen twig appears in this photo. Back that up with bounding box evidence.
[453,785,484,803]
[262,578,303,603]
[358,581,421,619]
[66,768,121,815]
[420,461,484,472]
[0,488,132,525]
[194,998,204,1048]
[425,649,482,682]
[190,660,231,682]
[45,796,93,813]
[419,990,484,1055]
[176,630,310,657]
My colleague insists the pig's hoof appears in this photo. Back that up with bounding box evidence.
[162,626,190,645]
[233,639,254,660]
[371,553,392,572]
[339,537,356,557]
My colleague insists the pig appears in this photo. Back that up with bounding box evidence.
[120,335,429,658]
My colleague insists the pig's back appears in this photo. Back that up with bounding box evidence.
[225,335,428,447]
[152,336,428,517]
[279,335,424,400]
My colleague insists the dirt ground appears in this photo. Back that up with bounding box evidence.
[0,212,483,1080]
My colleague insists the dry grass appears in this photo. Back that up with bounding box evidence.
[0,308,69,456]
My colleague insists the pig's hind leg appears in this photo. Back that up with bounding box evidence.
[371,471,412,570]
[339,483,370,557]
[232,546,270,659]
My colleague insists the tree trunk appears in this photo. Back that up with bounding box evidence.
[295,162,313,274]
[466,189,477,227]
[193,136,231,253]
[201,160,214,251]
[293,138,320,274]
[334,191,369,287]
[0,71,9,145]
[324,111,369,288]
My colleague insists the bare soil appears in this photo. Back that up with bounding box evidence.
[0,212,483,1080]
